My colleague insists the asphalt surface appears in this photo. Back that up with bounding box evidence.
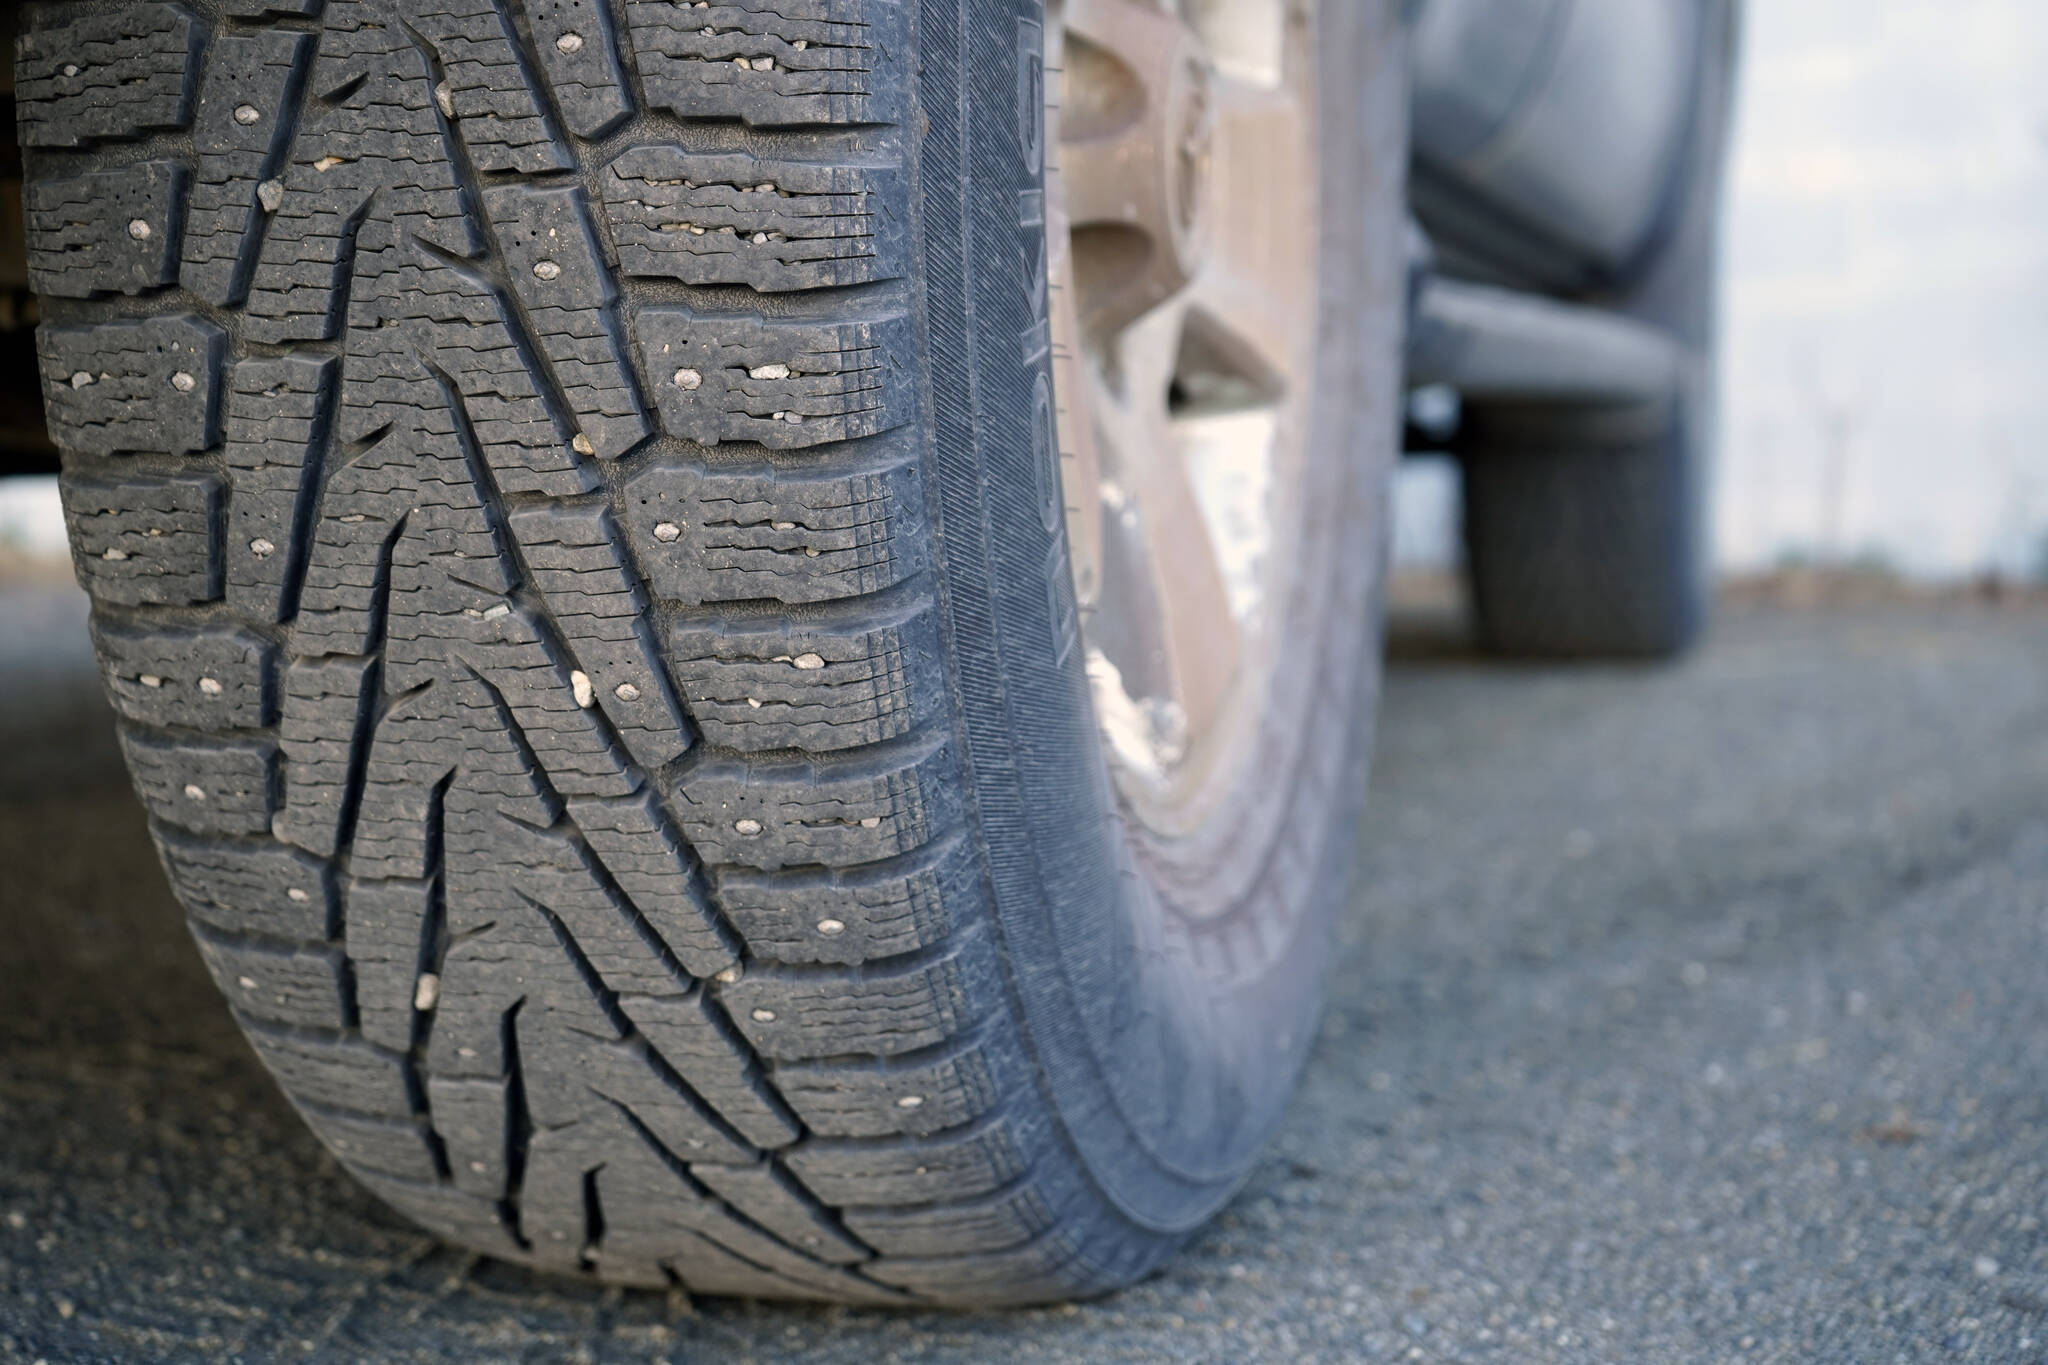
[5,581,2048,1364]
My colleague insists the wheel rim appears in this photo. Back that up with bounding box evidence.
[1046,0,1320,840]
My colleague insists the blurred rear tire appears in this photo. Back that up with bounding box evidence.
[1460,400,1704,659]
[1453,0,1737,661]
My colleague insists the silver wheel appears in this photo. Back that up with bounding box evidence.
[1047,0,1321,836]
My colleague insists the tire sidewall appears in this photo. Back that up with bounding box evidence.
[917,0,1408,1235]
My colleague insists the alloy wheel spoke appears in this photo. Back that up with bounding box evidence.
[1047,0,1316,810]
[1086,302,1243,755]
[1179,77,1314,407]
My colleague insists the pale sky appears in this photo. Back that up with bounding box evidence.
[1720,0,2048,576]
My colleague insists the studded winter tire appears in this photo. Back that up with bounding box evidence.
[22,0,1407,1304]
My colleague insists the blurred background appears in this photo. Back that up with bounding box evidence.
[1394,0,2048,594]
[6,2,2047,600]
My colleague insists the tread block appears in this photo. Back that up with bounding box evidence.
[347,682,536,884]
[245,1027,412,1115]
[345,877,431,1052]
[601,146,908,292]
[860,1231,1085,1298]
[349,1170,526,1258]
[524,0,633,138]
[184,30,315,307]
[668,594,942,754]
[39,315,227,457]
[623,453,927,606]
[713,838,968,966]
[674,737,960,872]
[16,3,203,148]
[412,0,571,176]
[26,161,189,298]
[626,1,909,129]
[295,455,468,661]
[302,1106,443,1184]
[506,502,690,775]
[771,1037,1003,1139]
[225,0,324,15]
[275,654,378,858]
[423,923,621,1082]
[690,1159,869,1265]
[842,1180,1060,1258]
[658,1227,839,1299]
[526,1036,754,1165]
[426,1073,512,1201]
[725,941,984,1061]
[195,931,351,1030]
[448,603,640,800]
[786,1118,1033,1206]
[449,817,687,1002]
[342,687,458,885]
[157,833,336,939]
[60,472,224,607]
[564,790,738,980]
[243,5,481,345]
[119,728,277,836]
[224,355,338,623]
[599,1176,890,1302]
[91,620,274,730]
[615,991,801,1150]
[635,309,914,449]
[516,1114,685,1276]
[486,184,650,461]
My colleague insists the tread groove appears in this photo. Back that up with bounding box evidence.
[501,998,535,1249]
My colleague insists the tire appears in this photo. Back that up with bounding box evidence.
[1456,0,1738,660]
[20,0,1406,1305]
[1461,398,1704,658]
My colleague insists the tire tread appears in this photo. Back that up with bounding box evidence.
[24,0,1124,1304]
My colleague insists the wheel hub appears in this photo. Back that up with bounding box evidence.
[1046,0,1319,835]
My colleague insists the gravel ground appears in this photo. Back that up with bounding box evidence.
[4,584,2048,1364]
